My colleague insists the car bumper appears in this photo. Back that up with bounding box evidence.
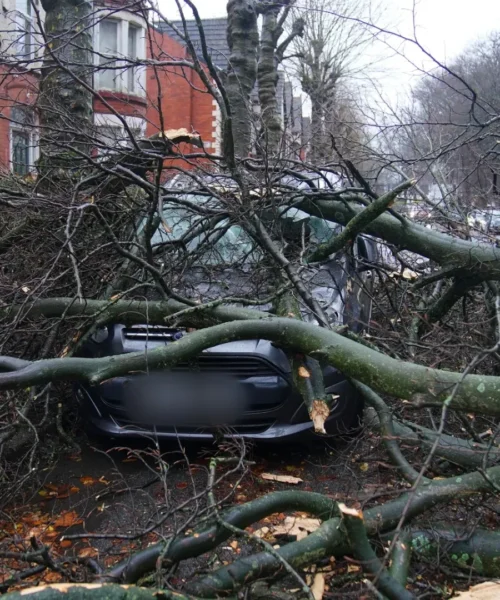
[76,375,360,442]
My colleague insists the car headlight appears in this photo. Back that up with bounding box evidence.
[90,326,108,344]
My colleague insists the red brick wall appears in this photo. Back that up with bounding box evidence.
[94,91,147,119]
[0,27,218,174]
[145,28,217,162]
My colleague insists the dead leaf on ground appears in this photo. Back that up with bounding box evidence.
[80,476,96,486]
[53,511,82,528]
[261,473,303,485]
[38,484,79,499]
[311,573,326,600]
[78,547,99,558]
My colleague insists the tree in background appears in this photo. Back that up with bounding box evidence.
[291,0,374,161]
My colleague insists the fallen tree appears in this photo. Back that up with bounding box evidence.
[2,0,500,597]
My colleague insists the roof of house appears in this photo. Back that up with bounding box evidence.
[158,18,230,71]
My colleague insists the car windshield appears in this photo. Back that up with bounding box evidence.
[149,193,341,266]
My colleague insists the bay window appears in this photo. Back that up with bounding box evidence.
[98,19,119,90]
[15,0,34,59]
[127,24,139,93]
[97,18,144,95]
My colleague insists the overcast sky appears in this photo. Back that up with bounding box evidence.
[158,0,500,102]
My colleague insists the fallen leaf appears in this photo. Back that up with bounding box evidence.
[60,540,72,548]
[261,473,303,485]
[359,463,369,472]
[230,540,238,550]
[310,400,330,434]
[176,481,189,490]
[80,476,96,486]
[78,547,98,558]
[311,573,325,600]
[42,572,63,583]
[38,484,80,499]
[54,511,82,528]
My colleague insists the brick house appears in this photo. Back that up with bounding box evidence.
[0,4,303,175]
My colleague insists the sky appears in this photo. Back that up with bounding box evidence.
[158,0,500,102]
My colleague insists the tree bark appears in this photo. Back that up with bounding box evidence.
[408,526,500,578]
[3,584,213,600]
[37,0,93,183]
[300,196,500,281]
[3,315,500,416]
[225,0,259,157]
[256,2,293,153]
[186,464,500,596]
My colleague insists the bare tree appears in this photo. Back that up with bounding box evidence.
[291,0,374,161]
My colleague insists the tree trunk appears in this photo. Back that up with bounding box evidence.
[225,0,259,158]
[257,5,282,152]
[37,0,93,184]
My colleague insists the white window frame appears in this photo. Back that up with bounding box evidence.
[15,0,35,60]
[94,13,146,96]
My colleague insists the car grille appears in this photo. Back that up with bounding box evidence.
[123,325,184,341]
[171,354,279,378]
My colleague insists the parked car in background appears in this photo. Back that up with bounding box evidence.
[75,173,377,442]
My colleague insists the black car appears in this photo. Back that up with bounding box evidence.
[75,174,376,442]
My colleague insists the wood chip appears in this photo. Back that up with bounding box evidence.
[261,473,303,485]
[454,582,500,599]
[311,573,326,600]
[272,516,321,541]
[310,400,330,434]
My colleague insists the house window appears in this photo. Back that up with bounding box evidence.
[97,18,143,94]
[96,121,144,156]
[98,19,119,90]
[10,106,36,175]
[127,25,139,93]
[15,0,34,59]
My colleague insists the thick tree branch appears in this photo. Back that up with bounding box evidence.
[339,503,415,600]
[300,196,500,281]
[1,317,500,415]
[307,180,415,263]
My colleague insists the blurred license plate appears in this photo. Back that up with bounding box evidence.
[123,372,249,426]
